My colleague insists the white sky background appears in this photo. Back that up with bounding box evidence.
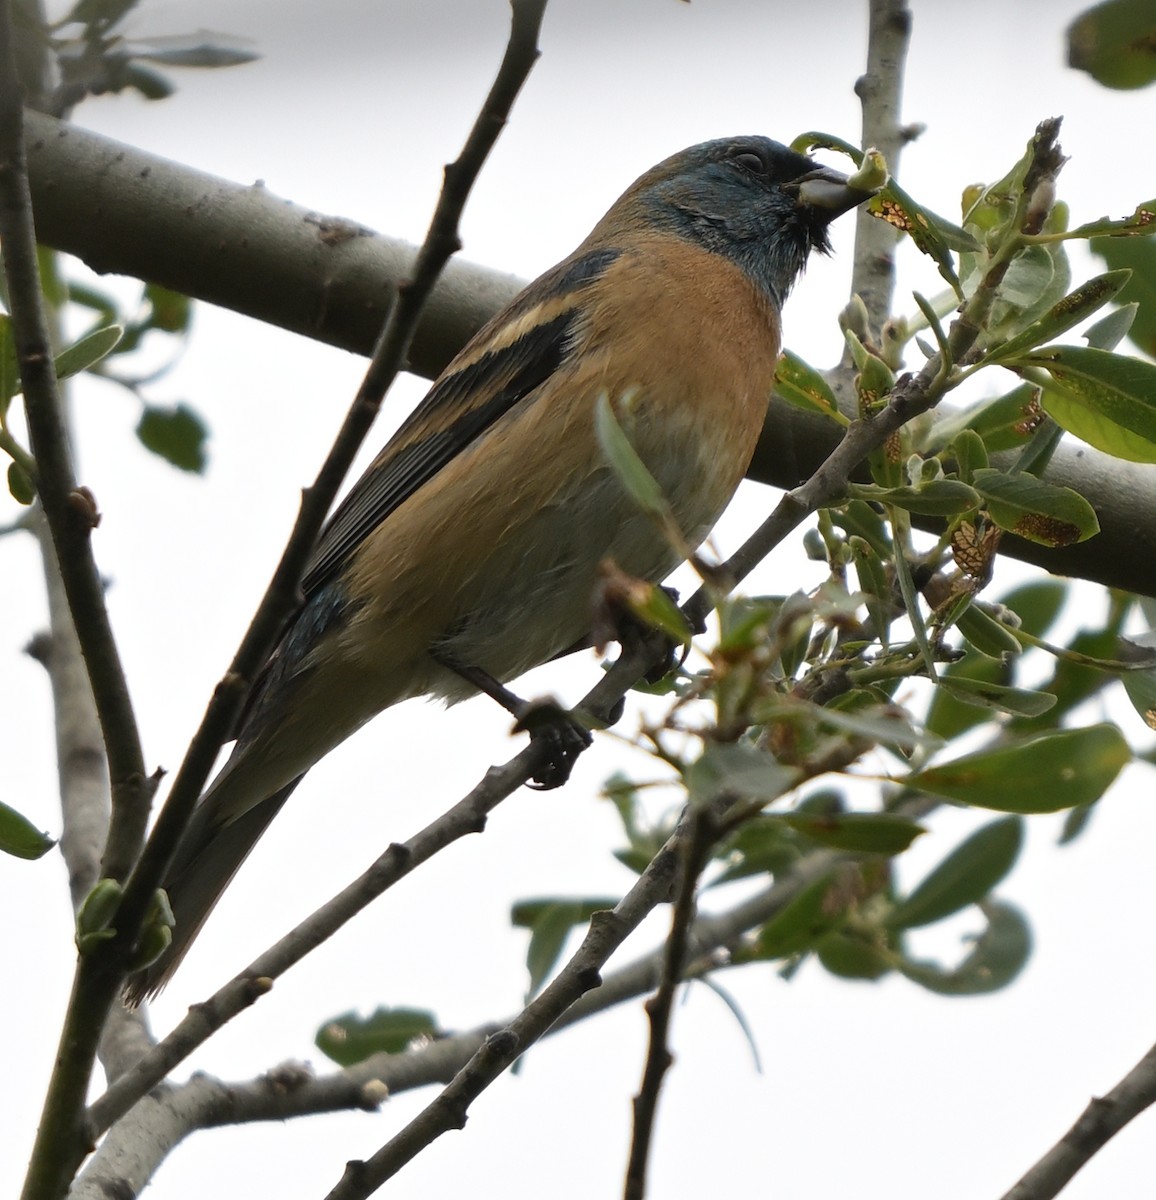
[4,0,1156,1197]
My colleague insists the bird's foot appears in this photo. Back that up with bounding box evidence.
[513,698,593,790]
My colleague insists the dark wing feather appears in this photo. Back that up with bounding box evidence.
[301,245,621,596]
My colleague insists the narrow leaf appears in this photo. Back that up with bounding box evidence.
[684,742,800,808]
[981,271,1131,363]
[1019,344,1156,448]
[316,1007,439,1067]
[897,901,1031,994]
[54,324,124,381]
[785,811,925,855]
[774,350,845,422]
[849,479,980,517]
[594,390,667,516]
[0,799,55,860]
[971,467,1099,546]
[934,676,1056,718]
[907,724,1131,812]
[889,817,1023,931]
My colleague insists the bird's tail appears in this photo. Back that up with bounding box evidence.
[122,775,303,1006]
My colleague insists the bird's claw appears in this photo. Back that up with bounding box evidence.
[514,698,593,790]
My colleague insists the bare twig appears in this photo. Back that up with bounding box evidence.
[623,804,718,1200]
[16,1,549,1196]
[1000,1041,1156,1200]
[2,2,158,1195]
[108,0,549,985]
[77,846,842,1197]
[321,822,687,1200]
[85,728,564,1138]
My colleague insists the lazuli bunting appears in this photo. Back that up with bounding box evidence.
[125,136,866,1001]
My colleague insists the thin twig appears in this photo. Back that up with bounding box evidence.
[17,1,549,1196]
[1000,1041,1156,1200]
[85,728,563,1138]
[321,825,686,1200]
[77,845,843,1196]
[111,0,547,971]
[623,803,718,1200]
[1,3,157,1196]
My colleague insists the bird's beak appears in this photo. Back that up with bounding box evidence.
[787,165,876,218]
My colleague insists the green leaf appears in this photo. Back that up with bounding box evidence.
[594,390,668,517]
[925,653,1008,741]
[1001,579,1068,639]
[135,403,208,473]
[0,799,55,860]
[971,467,1100,546]
[1068,0,1156,89]
[1083,303,1138,351]
[844,329,896,409]
[816,928,894,981]
[1043,385,1156,464]
[867,181,975,293]
[753,872,837,960]
[1013,615,1134,733]
[956,383,1044,455]
[1059,803,1097,845]
[784,811,925,855]
[830,499,893,557]
[1118,632,1156,730]
[950,428,988,483]
[773,350,845,422]
[848,479,980,517]
[624,582,693,649]
[119,63,176,101]
[0,313,17,410]
[713,815,797,885]
[907,724,1131,812]
[888,816,1023,930]
[76,878,124,936]
[849,536,892,648]
[954,604,1023,660]
[7,460,35,505]
[511,897,616,998]
[54,324,124,381]
[934,675,1056,718]
[1018,344,1156,451]
[981,271,1132,364]
[128,34,260,69]
[1091,235,1156,355]
[684,742,800,808]
[143,283,192,333]
[316,1007,440,1067]
[897,901,1031,995]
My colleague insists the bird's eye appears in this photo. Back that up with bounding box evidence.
[733,151,767,175]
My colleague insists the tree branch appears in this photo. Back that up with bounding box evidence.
[77,843,844,1197]
[17,2,549,1197]
[20,108,522,379]
[623,804,717,1200]
[2,3,158,1195]
[22,110,1156,599]
[1000,1040,1156,1200]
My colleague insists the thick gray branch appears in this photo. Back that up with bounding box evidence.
[23,109,1156,599]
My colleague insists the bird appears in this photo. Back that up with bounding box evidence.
[124,135,868,1003]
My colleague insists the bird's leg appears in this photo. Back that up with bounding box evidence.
[433,654,592,790]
